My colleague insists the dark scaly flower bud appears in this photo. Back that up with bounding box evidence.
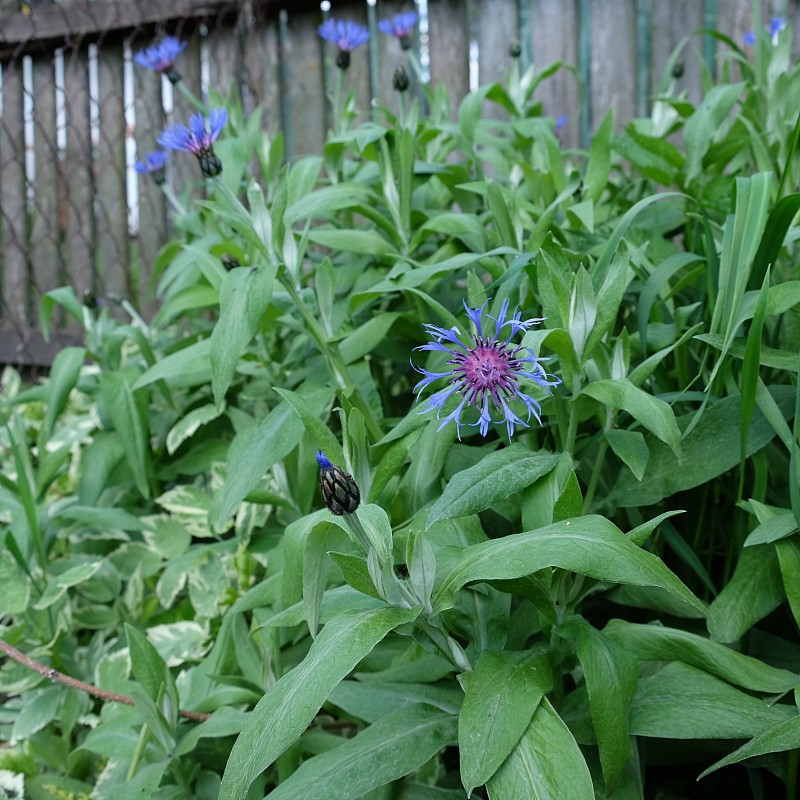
[336,50,351,71]
[509,38,521,59]
[317,451,360,515]
[393,66,410,92]
[82,290,97,309]
[671,61,684,79]
[198,148,223,178]
[221,253,240,271]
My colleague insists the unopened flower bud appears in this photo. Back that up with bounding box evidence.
[221,253,240,271]
[509,38,521,59]
[317,451,360,515]
[198,148,222,178]
[671,61,684,79]
[336,50,351,71]
[393,66,410,92]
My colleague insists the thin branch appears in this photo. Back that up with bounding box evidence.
[0,637,210,721]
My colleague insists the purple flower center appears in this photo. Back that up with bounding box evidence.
[455,341,517,400]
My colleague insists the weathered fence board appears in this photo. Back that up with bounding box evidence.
[0,60,28,331]
[96,42,130,300]
[0,0,794,366]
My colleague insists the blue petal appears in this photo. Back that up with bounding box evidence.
[208,108,228,141]
[316,451,334,471]
[157,123,193,152]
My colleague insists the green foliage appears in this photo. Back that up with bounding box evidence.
[3,13,800,800]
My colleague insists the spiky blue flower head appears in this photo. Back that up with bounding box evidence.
[412,299,561,440]
[157,109,227,177]
[134,150,168,174]
[318,18,370,51]
[744,17,786,45]
[134,36,187,82]
[378,10,418,48]
[134,150,168,185]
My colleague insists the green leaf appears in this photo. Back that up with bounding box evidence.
[166,403,225,455]
[582,379,681,456]
[684,83,745,181]
[485,697,593,800]
[707,544,784,643]
[212,389,327,528]
[748,192,800,291]
[629,662,793,739]
[0,549,30,614]
[604,620,798,693]
[41,347,85,442]
[307,228,395,256]
[775,536,800,628]
[219,606,419,800]
[459,650,551,794]
[607,386,795,508]
[99,372,150,498]
[559,619,637,793]
[125,623,168,701]
[433,515,705,615]
[211,266,275,406]
[265,704,457,800]
[273,387,342,466]
[568,267,597,364]
[426,446,559,529]
[606,430,649,481]
[340,313,402,364]
[133,339,212,390]
[699,714,800,779]
[585,109,612,202]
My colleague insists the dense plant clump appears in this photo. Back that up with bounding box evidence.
[3,11,800,800]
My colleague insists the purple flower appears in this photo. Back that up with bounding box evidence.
[555,114,568,134]
[134,150,168,184]
[318,18,370,69]
[412,299,560,440]
[770,17,786,43]
[378,10,418,49]
[157,109,227,177]
[133,36,187,83]
[744,17,786,46]
[134,150,168,173]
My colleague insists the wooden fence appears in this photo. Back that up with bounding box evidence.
[0,0,792,365]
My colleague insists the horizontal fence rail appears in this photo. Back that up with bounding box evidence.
[0,0,792,365]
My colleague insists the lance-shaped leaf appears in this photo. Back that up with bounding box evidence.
[219,606,419,800]
[433,516,705,615]
[426,446,559,529]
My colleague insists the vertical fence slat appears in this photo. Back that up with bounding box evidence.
[62,43,94,298]
[0,60,29,333]
[208,23,242,107]
[285,8,325,157]
[30,55,64,313]
[134,40,167,312]
[95,41,130,301]
[476,0,517,89]
[531,0,580,147]
[240,3,281,127]
[428,0,470,114]
[651,0,705,107]
[590,0,637,133]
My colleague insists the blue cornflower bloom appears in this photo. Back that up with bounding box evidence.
[157,109,227,177]
[133,36,187,83]
[555,114,568,134]
[134,150,168,184]
[412,299,561,440]
[318,18,370,69]
[744,17,786,46]
[378,10,418,49]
